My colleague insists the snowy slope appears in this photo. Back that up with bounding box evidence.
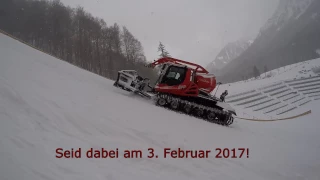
[1,32,320,180]
[206,39,253,72]
[214,58,320,120]
[261,0,314,32]
[219,58,320,93]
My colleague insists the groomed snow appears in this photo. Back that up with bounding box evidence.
[215,58,320,97]
[1,33,320,180]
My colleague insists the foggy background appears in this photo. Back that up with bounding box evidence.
[60,0,279,66]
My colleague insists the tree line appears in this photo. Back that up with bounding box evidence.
[0,0,158,81]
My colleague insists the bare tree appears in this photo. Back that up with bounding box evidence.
[121,26,145,63]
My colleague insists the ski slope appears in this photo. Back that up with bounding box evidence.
[1,32,320,180]
[218,58,320,95]
[214,58,320,120]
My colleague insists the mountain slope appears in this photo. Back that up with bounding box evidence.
[216,0,320,83]
[261,0,314,32]
[206,39,253,73]
[1,32,320,180]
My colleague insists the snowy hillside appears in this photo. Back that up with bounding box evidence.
[206,39,253,72]
[261,0,314,32]
[1,32,320,180]
[252,58,320,81]
[215,58,320,120]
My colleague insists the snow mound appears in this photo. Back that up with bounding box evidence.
[1,32,320,180]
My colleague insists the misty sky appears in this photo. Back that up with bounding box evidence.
[60,0,279,66]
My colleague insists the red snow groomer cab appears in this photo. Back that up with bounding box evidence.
[147,57,217,96]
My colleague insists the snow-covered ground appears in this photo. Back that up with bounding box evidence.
[219,58,320,94]
[1,32,320,180]
[213,57,320,120]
